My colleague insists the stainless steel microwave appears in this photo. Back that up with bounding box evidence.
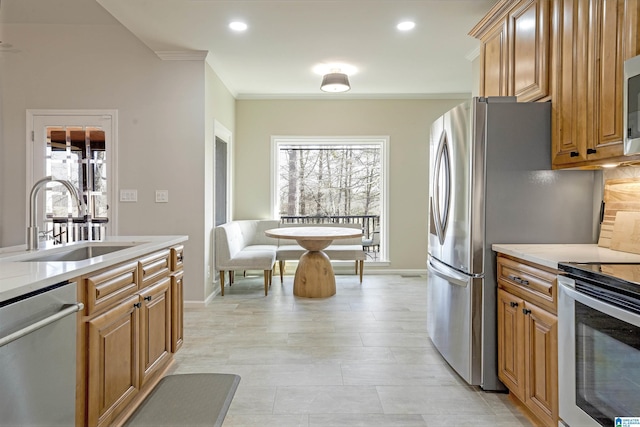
[624,54,640,154]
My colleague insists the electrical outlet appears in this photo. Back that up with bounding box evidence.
[120,189,137,202]
[155,190,169,203]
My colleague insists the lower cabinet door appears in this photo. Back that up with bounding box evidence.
[138,277,172,387]
[524,302,558,427]
[497,289,526,401]
[87,295,140,427]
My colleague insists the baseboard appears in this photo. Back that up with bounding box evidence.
[184,270,427,306]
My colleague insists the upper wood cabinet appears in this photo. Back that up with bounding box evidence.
[478,16,509,97]
[551,0,640,168]
[472,0,640,168]
[470,0,551,102]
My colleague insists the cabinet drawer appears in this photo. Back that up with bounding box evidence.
[497,255,557,313]
[171,245,184,271]
[85,261,139,315]
[138,250,171,289]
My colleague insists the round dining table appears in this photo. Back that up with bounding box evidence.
[264,226,362,298]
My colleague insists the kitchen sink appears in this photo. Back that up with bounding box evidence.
[17,244,138,262]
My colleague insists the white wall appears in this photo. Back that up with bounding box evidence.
[235,98,466,270]
[0,4,235,302]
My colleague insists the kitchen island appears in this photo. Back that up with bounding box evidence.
[0,235,187,302]
[0,235,188,427]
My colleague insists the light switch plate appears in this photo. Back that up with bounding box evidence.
[155,190,169,203]
[120,189,137,202]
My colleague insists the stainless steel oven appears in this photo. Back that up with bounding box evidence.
[557,263,640,427]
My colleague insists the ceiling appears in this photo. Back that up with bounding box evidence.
[2,0,498,99]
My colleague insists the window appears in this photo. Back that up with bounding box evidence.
[271,137,388,261]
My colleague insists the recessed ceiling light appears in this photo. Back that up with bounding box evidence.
[397,21,416,31]
[229,21,248,32]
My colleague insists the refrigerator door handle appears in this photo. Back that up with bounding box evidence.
[428,257,468,287]
[432,131,451,245]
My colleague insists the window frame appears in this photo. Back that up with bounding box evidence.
[270,136,389,262]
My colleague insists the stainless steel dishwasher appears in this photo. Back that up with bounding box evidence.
[0,280,83,426]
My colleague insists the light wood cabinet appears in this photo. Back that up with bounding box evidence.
[550,0,640,167]
[470,0,550,102]
[87,295,140,427]
[509,0,551,101]
[473,0,640,168]
[170,245,184,352]
[76,246,185,427]
[497,289,525,401]
[138,277,172,388]
[525,300,558,426]
[171,270,184,352]
[497,255,558,427]
[479,16,509,97]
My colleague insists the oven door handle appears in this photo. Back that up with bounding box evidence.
[559,281,640,327]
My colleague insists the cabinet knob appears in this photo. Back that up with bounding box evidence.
[510,301,519,308]
[133,302,142,308]
[144,296,152,301]
[522,308,531,315]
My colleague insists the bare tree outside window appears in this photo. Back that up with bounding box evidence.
[273,138,387,260]
[278,145,381,218]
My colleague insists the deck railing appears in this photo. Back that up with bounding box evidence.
[280,215,380,239]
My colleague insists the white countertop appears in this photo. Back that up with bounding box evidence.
[0,235,188,303]
[492,243,640,270]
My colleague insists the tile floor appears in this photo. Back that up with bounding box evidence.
[169,273,534,427]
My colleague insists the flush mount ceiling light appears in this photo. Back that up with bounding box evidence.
[229,21,248,32]
[397,21,416,31]
[320,72,351,93]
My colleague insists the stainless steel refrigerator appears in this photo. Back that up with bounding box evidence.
[427,97,596,391]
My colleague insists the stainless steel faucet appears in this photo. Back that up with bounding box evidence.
[27,177,85,251]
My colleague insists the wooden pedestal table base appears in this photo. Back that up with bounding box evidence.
[264,227,363,298]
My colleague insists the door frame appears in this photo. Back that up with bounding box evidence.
[214,120,233,223]
[26,109,119,236]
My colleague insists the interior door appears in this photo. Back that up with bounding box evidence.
[28,110,117,240]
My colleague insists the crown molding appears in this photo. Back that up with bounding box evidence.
[235,92,471,100]
[155,50,208,61]
[465,46,480,62]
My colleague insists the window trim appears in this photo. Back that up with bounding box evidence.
[270,136,389,262]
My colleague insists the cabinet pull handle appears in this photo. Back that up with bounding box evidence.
[133,302,142,308]
[144,296,152,301]
[508,275,529,286]
[522,308,531,315]
[177,254,184,262]
[587,148,597,154]
[510,301,519,308]
[570,151,579,157]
